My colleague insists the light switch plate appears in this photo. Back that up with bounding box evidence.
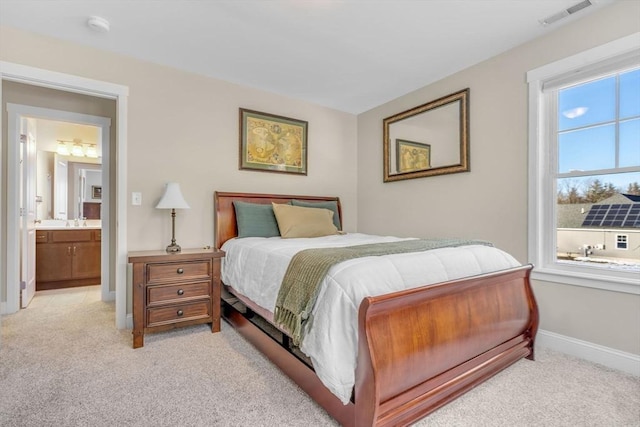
[132,192,142,206]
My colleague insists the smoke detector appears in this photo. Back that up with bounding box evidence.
[87,16,110,33]
[539,0,593,26]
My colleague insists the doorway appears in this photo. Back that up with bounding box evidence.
[7,106,110,307]
[1,61,129,329]
[7,110,109,308]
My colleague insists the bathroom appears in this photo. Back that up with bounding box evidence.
[32,118,102,292]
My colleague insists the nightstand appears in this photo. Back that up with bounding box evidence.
[128,248,225,348]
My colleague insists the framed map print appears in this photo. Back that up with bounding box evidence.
[239,109,308,175]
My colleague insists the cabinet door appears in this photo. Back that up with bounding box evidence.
[72,241,101,279]
[36,243,73,282]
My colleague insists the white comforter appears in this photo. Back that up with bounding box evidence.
[220,233,520,404]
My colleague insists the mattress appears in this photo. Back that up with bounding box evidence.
[220,233,521,404]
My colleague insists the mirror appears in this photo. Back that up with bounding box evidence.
[383,88,469,182]
[38,150,102,220]
[33,118,103,221]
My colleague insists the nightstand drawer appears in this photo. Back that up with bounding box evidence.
[147,260,211,284]
[147,281,211,305]
[147,300,211,327]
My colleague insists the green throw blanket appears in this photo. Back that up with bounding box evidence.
[273,238,492,345]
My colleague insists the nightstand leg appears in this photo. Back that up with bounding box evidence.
[133,331,144,349]
[132,264,146,348]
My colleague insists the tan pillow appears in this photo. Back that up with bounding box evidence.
[272,203,338,238]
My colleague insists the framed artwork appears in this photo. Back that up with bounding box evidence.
[92,185,102,199]
[395,139,431,173]
[239,108,308,175]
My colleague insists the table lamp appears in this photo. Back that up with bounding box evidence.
[156,182,190,253]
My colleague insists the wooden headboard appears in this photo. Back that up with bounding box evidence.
[213,191,342,249]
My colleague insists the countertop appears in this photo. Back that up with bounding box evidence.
[36,220,102,230]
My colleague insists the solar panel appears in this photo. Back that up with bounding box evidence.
[623,205,640,228]
[604,204,631,227]
[582,203,640,228]
[582,204,609,226]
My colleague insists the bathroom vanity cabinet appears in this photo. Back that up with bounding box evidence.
[35,228,101,290]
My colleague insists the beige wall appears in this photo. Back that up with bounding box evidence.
[0,26,358,306]
[357,1,640,355]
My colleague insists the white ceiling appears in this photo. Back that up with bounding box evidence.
[0,0,615,114]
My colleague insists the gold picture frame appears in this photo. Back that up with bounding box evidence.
[239,108,308,175]
[396,139,431,173]
[383,88,469,182]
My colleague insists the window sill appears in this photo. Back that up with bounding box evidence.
[531,264,640,295]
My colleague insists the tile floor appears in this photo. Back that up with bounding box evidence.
[26,285,102,309]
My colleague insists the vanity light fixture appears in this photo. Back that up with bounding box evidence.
[156,182,190,253]
[71,143,85,157]
[56,139,99,158]
[85,145,99,158]
[56,140,70,156]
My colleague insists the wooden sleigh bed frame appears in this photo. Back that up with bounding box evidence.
[214,191,539,427]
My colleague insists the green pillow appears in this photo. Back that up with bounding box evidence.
[233,201,285,238]
[291,200,341,230]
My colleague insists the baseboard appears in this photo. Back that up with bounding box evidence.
[0,301,6,315]
[126,313,133,330]
[537,329,640,376]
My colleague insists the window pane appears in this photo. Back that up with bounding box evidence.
[620,68,640,119]
[558,172,640,203]
[620,118,640,168]
[559,76,615,131]
[556,171,640,268]
[558,124,615,173]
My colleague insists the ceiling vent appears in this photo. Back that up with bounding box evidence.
[539,0,593,26]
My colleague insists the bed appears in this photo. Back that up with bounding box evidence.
[214,191,539,427]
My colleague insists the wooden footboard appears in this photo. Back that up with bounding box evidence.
[214,192,539,427]
[355,264,538,426]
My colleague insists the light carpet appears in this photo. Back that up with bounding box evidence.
[1,286,638,426]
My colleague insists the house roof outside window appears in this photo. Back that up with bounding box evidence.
[557,194,640,229]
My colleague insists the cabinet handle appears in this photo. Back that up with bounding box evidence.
[177,289,184,296]
[177,268,184,274]
[177,309,184,316]
[67,246,71,255]
[73,246,77,256]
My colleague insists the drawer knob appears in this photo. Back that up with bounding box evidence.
[177,309,184,316]
[177,268,184,274]
[177,289,184,296]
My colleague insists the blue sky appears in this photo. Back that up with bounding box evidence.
[558,68,640,191]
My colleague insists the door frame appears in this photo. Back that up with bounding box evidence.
[20,117,37,308]
[7,103,112,305]
[1,61,129,329]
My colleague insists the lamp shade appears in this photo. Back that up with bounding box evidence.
[155,182,190,209]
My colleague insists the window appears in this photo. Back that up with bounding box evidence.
[528,34,640,294]
[616,234,629,250]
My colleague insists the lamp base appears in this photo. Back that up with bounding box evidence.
[166,243,182,253]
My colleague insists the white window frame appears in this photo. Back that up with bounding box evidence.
[527,33,640,295]
[616,234,629,250]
